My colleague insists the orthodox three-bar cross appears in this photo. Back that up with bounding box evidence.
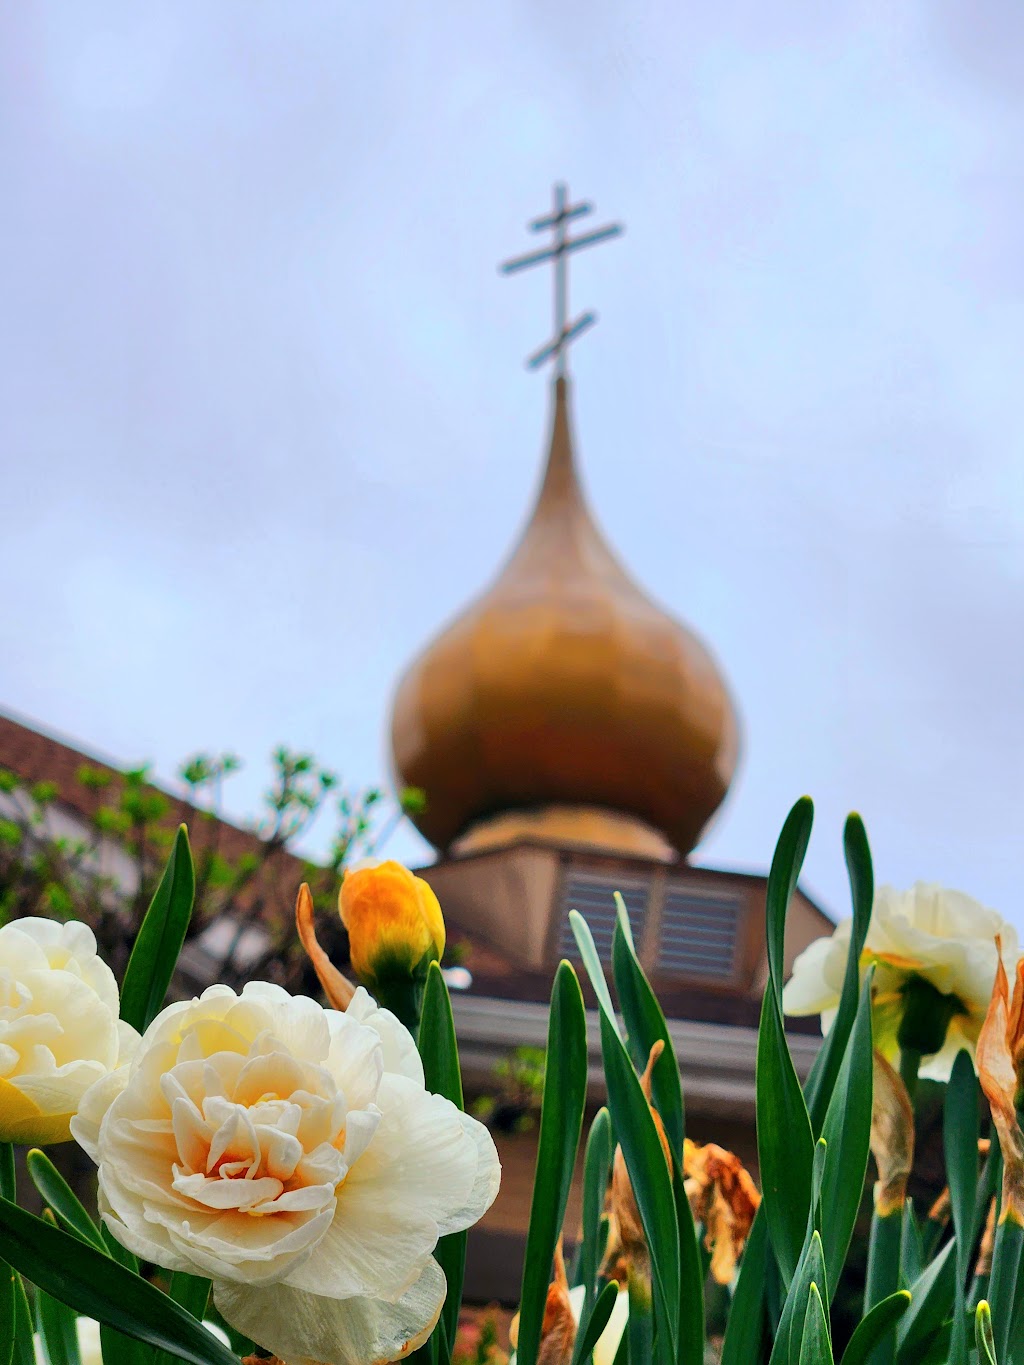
[500,183,623,375]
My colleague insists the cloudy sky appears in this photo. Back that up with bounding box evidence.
[2,3,1023,930]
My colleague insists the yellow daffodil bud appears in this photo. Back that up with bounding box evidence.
[339,860,446,986]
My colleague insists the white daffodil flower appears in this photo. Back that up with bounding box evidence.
[0,918,139,1145]
[72,982,501,1365]
[783,883,1019,1080]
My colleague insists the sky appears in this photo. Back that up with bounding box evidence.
[2,2,1023,931]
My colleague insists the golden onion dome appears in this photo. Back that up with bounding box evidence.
[389,377,740,858]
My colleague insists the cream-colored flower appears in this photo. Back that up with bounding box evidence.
[72,981,500,1365]
[0,918,139,1145]
[783,884,1018,1080]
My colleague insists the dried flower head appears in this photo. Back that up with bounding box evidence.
[977,942,1024,1225]
[869,1050,915,1216]
[683,1139,761,1284]
[600,1041,671,1298]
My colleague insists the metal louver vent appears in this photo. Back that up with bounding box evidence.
[657,885,741,980]
[558,873,649,962]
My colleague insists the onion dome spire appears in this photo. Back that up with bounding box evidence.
[389,185,739,859]
[390,381,739,859]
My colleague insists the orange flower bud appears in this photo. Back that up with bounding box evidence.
[339,860,446,986]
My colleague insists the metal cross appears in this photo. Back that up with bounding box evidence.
[500,183,623,375]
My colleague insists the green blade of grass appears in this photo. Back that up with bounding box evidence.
[819,967,874,1297]
[720,1205,770,1365]
[571,1280,620,1365]
[758,799,816,1286]
[799,1282,834,1365]
[943,1049,979,1365]
[418,962,467,1352]
[598,1009,680,1363]
[803,814,873,1132]
[120,824,196,1034]
[25,1150,106,1252]
[975,1301,997,1365]
[35,1285,82,1365]
[0,1195,238,1365]
[840,1293,911,1365]
[514,961,589,1365]
[611,894,684,1157]
[577,1107,612,1312]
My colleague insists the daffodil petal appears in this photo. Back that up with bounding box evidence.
[346,987,424,1085]
[285,1076,498,1301]
[344,1075,499,1238]
[783,931,849,1016]
[214,1257,445,1365]
[0,1077,75,1145]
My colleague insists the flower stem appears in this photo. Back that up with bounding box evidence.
[375,976,424,1034]
[898,1048,922,1104]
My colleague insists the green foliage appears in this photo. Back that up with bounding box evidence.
[572,1280,620,1365]
[611,892,684,1157]
[803,814,873,1133]
[5,803,1024,1365]
[943,1050,979,1365]
[975,1301,997,1365]
[119,825,196,1033]
[0,743,413,991]
[514,962,589,1365]
[577,1107,613,1316]
[26,1149,106,1251]
[472,1046,547,1132]
[819,965,874,1296]
[757,798,816,1286]
[418,963,468,1355]
[0,1195,237,1365]
[840,1293,911,1365]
